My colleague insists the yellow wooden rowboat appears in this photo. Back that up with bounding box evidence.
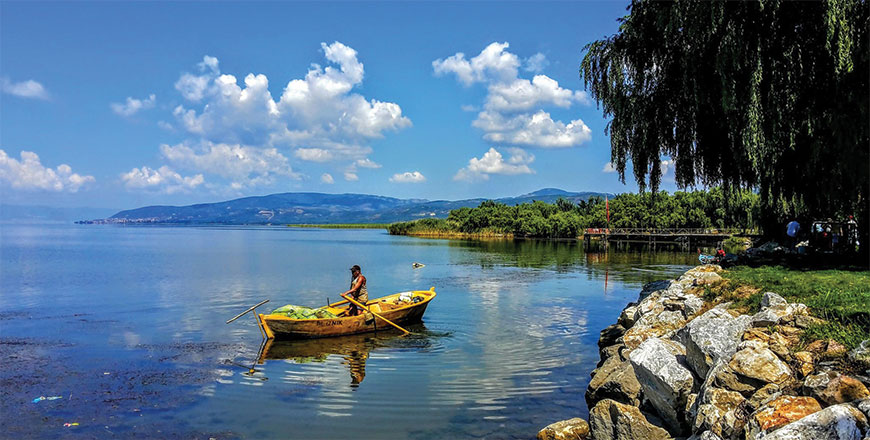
[257,287,436,339]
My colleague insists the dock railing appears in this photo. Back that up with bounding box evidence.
[585,227,755,236]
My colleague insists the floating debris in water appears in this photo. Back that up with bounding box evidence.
[32,396,62,403]
[63,423,79,427]
[412,262,425,268]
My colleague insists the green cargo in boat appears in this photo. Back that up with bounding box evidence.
[257,288,436,339]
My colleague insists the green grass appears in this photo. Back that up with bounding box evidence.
[721,266,870,348]
[387,218,514,238]
[287,224,389,229]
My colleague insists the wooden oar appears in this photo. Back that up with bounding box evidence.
[328,298,351,307]
[342,294,410,336]
[226,299,270,324]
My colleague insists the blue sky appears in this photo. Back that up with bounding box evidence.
[1,1,679,210]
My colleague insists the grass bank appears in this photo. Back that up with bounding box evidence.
[716,266,870,348]
[287,224,389,229]
[388,218,514,238]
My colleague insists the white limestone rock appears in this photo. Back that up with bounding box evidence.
[761,292,788,309]
[588,399,672,440]
[684,308,753,379]
[628,337,695,431]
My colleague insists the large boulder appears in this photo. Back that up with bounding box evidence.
[712,342,793,396]
[537,418,590,440]
[727,341,793,386]
[804,371,870,406]
[747,383,784,412]
[689,386,748,439]
[794,351,815,378]
[684,308,753,378]
[587,399,671,440]
[640,279,675,298]
[742,328,793,359]
[628,338,695,431]
[598,323,626,350]
[806,339,849,358]
[756,403,868,440]
[618,303,639,328]
[677,266,724,287]
[586,355,642,407]
[622,285,709,349]
[597,344,623,367]
[744,395,823,439]
[623,310,687,349]
[749,291,812,328]
[751,303,809,328]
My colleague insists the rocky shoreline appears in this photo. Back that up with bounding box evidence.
[538,265,870,440]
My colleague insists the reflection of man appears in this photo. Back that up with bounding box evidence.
[340,265,368,316]
[345,350,368,387]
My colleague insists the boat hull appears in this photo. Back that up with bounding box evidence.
[259,289,435,339]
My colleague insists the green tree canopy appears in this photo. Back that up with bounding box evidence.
[580,0,868,235]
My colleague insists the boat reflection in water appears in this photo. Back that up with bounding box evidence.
[256,324,432,388]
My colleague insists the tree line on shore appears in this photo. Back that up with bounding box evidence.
[388,188,759,238]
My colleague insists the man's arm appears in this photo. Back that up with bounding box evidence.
[340,277,363,298]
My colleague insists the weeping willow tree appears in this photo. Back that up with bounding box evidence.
[580,0,868,238]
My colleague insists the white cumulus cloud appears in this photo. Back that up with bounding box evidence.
[0,150,94,192]
[294,148,334,162]
[1,77,49,100]
[111,94,156,116]
[454,147,534,182]
[602,161,617,173]
[354,158,381,169]
[524,53,549,73]
[175,55,220,101]
[115,43,406,192]
[321,173,334,184]
[160,141,298,188]
[660,159,673,176]
[389,171,426,183]
[173,42,410,166]
[434,42,592,150]
[485,75,588,112]
[121,165,204,194]
[433,42,520,86]
[473,110,591,148]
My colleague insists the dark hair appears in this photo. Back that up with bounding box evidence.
[350,265,361,272]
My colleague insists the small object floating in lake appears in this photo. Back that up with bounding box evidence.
[63,423,79,427]
[412,262,425,268]
[258,288,436,339]
[32,396,62,403]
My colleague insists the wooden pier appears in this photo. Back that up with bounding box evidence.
[583,227,758,245]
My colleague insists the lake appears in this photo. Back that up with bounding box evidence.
[0,224,701,439]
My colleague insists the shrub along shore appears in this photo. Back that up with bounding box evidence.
[389,189,759,239]
[537,265,870,440]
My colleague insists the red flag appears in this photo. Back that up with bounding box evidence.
[605,196,610,224]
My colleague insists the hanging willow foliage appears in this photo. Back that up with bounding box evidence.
[580,0,868,235]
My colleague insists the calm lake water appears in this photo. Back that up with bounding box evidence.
[0,224,701,439]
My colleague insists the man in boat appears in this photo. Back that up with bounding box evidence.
[340,265,368,316]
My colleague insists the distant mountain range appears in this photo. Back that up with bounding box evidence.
[75,188,612,225]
